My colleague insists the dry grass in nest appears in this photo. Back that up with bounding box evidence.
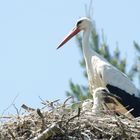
[0,97,140,140]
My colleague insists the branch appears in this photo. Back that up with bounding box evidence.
[33,123,64,140]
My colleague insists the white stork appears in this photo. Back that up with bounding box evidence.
[57,17,140,117]
[92,87,134,118]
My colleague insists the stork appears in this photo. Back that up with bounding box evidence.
[92,87,134,118]
[57,17,140,117]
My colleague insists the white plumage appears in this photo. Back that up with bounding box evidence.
[90,55,138,95]
[81,99,93,112]
[57,17,140,117]
[92,87,106,115]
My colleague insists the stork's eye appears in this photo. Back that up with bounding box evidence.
[102,89,107,93]
[76,20,83,26]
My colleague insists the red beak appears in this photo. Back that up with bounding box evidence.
[57,27,81,49]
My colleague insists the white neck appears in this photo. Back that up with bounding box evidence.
[92,97,104,113]
[94,97,102,108]
[82,28,108,66]
[82,27,101,63]
[82,28,92,60]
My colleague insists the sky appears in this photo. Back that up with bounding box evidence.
[0,0,140,114]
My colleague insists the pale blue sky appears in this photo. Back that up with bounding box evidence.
[0,0,140,114]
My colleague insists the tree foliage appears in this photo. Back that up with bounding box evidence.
[66,18,140,101]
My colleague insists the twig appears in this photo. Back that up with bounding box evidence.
[92,125,112,136]
[21,104,36,112]
[33,123,64,140]
[81,132,91,140]
[39,96,47,105]
[49,99,60,108]
[1,94,19,117]
[125,108,134,117]
[8,129,15,140]
[109,135,114,140]
[115,116,128,138]
[62,96,73,107]
[66,108,81,125]
[37,109,45,130]
[60,96,73,122]
[84,130,95,139]
[0,116,12,119]
[13,104,21,119]
[41,99,60,110]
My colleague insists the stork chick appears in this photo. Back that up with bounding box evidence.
[92,87,107,114]
[92,87,134,118]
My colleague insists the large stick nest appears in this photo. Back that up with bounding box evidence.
[0,97,140,140]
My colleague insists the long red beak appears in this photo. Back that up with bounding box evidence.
[57,27,81,49]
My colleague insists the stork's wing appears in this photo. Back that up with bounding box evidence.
[104,95,134,118]
[91,56,140,117]
[95,60,138,97]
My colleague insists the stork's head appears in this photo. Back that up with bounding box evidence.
[93,87,109,100]
[76,17,92,30]
[93,87,121,101]
[57,17,92,49]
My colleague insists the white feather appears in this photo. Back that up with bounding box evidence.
[91,56,138,96]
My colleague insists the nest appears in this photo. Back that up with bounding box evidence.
[0,97,140,140]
